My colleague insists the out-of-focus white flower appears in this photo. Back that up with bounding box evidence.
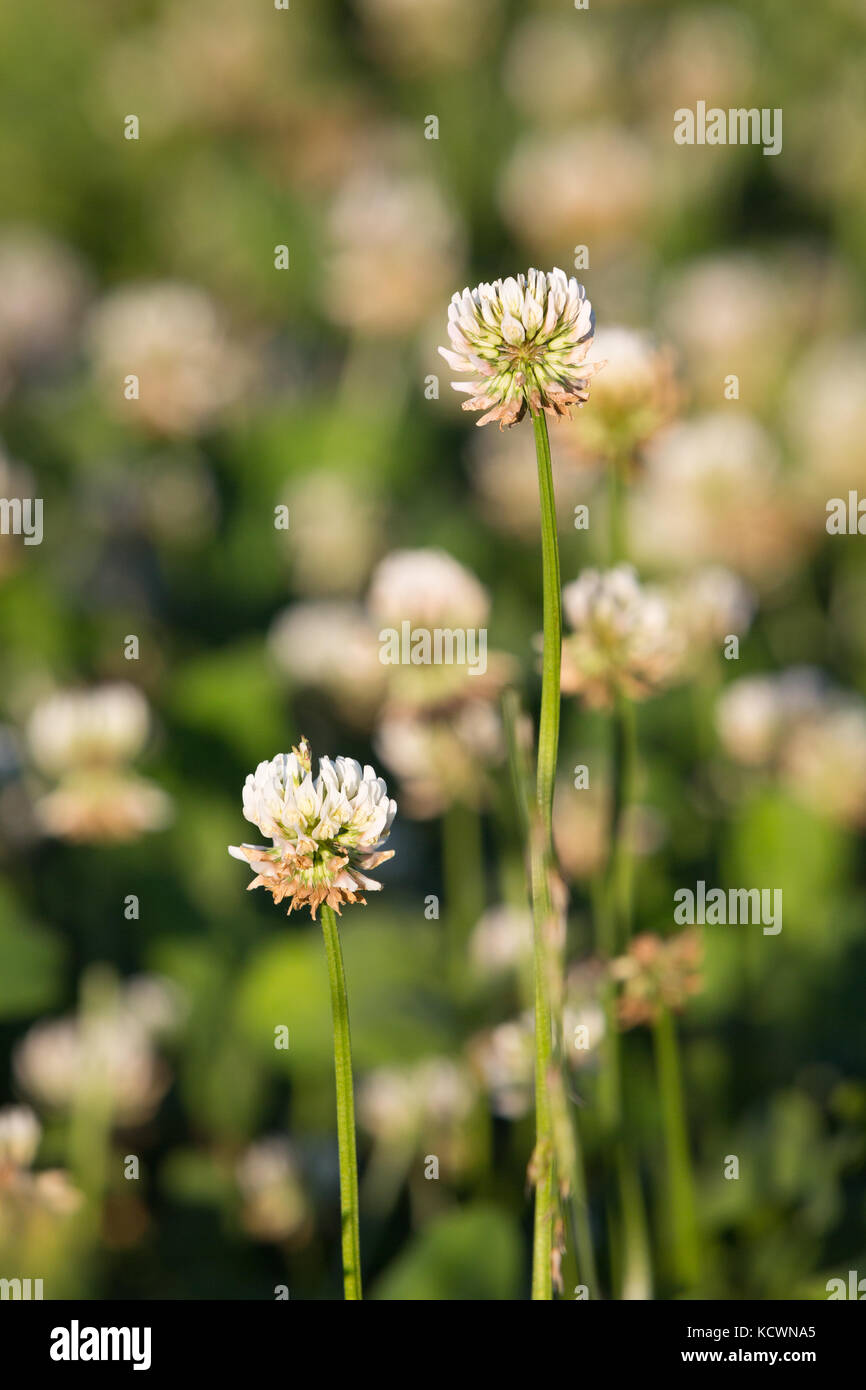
[785,705,866,828]
[786,338,866,494]
[0,1103,82,1219]
[0,231,89,388]
[470,421,594,539]
[14,986,171,1126]
[281,470,382,597]
[632,414,813,582]
[715,668,828,768]
[469,905,533,977]
[641,9,757,117]
[229,740,396,917]
[468,1018,534,1120]
[368,548,489,630]
[375,701,503,818]
[86,282,250,435]
[560,565,684,708]
[236,1137,309,1242]
[716,669,866,827]
[439,269,601,427]
[27,684,150,776]
[503,18,613,125]
[0,1105,42,1170]
[324,166,462,336]
[664,567,755,666]
[569,325,680,458]
[269,601,385,725]
[354,0,498,73]
[499,127,653,264]
[25,684,171,843]
[563,1001,606,1070]
[553,781,666,883]
[663,255,798,407]
[359,1058,475,1146]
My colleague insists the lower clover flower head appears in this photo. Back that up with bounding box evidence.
[229,740,397,917]
[560,564,684,708]
[439,268,602,427]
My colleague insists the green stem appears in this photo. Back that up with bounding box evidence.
[653,1006,700,1290]
[533,411,562,846]
[320,903,362,1300]
[529,409,562,1300]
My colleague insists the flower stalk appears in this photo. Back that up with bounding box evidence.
[320,902,363,1300]
[528,407,562,1300]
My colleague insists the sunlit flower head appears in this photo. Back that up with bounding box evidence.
[439,268,601,428]
[229,740,397,917]
[560,565,684,708]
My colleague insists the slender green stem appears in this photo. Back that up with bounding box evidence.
[320,903,362,1300]
[528,409,562,1299]
[533,411,562,846]
[653,1006,700,1290]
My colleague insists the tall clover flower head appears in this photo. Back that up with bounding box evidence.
[439,267,602,427]
[229,739,397,917]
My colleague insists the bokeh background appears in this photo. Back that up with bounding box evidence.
[1,0,865,1300]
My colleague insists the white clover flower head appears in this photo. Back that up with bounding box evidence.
[0,1104,42,1171]
[560,564,683,708]
[439,268,602,427]
[229,739,397,917]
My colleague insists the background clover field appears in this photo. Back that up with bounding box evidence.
[1,0,865,1301]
